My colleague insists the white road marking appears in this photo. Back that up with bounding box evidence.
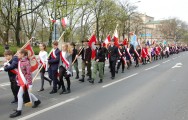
[163,60,171,64]
[145,64,160,71]
[102,73,138,88]
[172,63,183,69]
[18,96,79,120]
[0,82,10,87]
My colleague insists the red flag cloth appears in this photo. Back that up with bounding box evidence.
[103,35,111,47]
[61,17,67,28]
[88,34,97,59]
[113,29,119,47]
[24,43,39,72]
[123,38,128,46]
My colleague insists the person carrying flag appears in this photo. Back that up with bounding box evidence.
[78,39,92,82]
[89,42,106,84]
[0,50,19,104]
[48,41,61,94]
[59,43,73,94]
[10,49,41,118]
[38,43,52,92]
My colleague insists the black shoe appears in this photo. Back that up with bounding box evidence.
[122,71,124,73]
[116,71,118,74]
[32,100,41,108]
[50,90,57,94]
[79,76,85,82]
[38,88,44,92]
[11,99,18,104]
[66,89,71,94]
[9,110,21,118]
[59,89,66,95]
[89,79,94,84]
[98,79,103,83]
[111,77,115,79]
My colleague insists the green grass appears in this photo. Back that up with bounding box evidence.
[0,45,52,57]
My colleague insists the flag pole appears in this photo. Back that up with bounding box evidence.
[71,31,96,65]
[32,31,65,83]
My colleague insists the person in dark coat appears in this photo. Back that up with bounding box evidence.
[48,41,60,94]
[71,42,79,79]
[2,50,19,103]
[108,38,119,79]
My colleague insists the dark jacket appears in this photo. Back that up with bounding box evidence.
[79,47,92,62]
[72,47,78,63]
[48,48,60,70]
[4,56,18,79]
[108,45,119,61]
[95,47,106,62]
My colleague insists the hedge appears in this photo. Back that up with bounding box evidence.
[0,46,52,57]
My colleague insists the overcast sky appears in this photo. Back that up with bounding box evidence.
[131,0,188,23]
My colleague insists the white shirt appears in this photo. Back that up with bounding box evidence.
[39,51,48,70]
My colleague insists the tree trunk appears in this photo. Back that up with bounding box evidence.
[16,0,21,46]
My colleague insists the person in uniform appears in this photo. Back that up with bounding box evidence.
[116,44,126,73]
[134,45,141,67]
[1,50,19,103]
[71,42,79,79]
[89,42,105,83]
[38,43,52,92]
[78,39,92,82]
[59,43,72,94]
[48,41,60,94]
[108,39,119,79]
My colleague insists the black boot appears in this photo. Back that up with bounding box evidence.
[79,76,85,82]
[98,79,103,83]
[10,110,22,118]
[32,100,41,108]
[49,89,57,94]
[116,70,118,74]
[75,73,79,79]
[11,98,18,104]
[89,78,94,84]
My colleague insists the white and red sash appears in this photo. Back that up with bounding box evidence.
[60,52,70,69]
[118,48,122,57]
[17,61,27,89]
[39,55,46,69]
[51,49,57,59]
[10,69,18,74]
[126,48,132,59]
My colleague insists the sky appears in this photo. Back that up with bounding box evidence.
[131,0,188,23]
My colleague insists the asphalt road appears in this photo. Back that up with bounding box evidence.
[0,52,188,120]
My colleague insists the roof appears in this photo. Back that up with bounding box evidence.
[146,20,163,25]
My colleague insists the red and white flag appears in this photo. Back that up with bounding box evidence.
[113,29,119,47]
[24,43,39,72]
[103,35,111,47]
[61,17,68,28]
[88,34,97,59]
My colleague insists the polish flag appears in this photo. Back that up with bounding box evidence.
[113,29,119,47]
[88,34,97,59]
[24,43,39,72]
[103,35,111,47]
[61,17,68,28]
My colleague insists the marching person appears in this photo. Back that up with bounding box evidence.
[116,44,126,73]
[134,45,141,67]
[10,49,41,118]
[141,44,147,65]
[48,41,61,94]
[1,50,19,103]
[71,42,79,79]
[89,42,105,84]
[78,39,92,82]
[108,39,119,79]
[38,43,52,92]
[59,43,73,94]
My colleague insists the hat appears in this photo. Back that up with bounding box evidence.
[95,42,101,45]
[81,38,89,42]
